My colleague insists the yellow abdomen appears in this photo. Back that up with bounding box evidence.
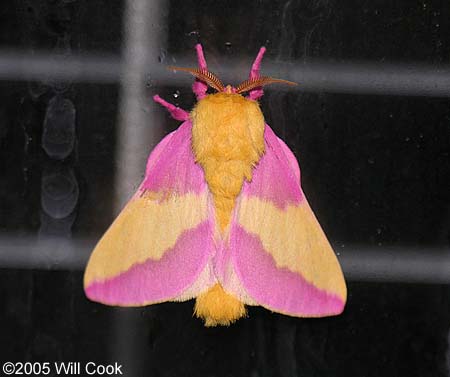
[191,92,265,326]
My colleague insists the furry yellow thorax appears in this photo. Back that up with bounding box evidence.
[191,92,265,231]
[191,92,265,326]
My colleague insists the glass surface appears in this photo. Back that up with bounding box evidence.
[1,1,449,376]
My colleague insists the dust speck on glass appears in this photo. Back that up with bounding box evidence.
[0,1,449,376]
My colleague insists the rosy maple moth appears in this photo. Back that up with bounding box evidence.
[84,44,347,327]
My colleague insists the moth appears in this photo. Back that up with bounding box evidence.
[84,44,346,326]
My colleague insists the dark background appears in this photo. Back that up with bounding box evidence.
[1,1,450,376]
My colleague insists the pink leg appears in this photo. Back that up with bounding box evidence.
[192,44,208,100]
[249,46,266,79]
[153,95,189,121]
[195,43,208,70]
[248,46,266,100]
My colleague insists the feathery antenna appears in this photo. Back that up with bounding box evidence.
[236,77,297,94]
[168,66,225,92]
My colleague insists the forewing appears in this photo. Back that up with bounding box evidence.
[224,125,346,317]
[84,121,216,306]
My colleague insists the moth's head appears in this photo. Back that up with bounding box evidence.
[167,66,297,100]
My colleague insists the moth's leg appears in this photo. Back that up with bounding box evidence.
[248,47,266,100]
[192,44,208,100]
[153,95,189,121]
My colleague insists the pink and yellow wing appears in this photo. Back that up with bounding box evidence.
[84,121,216,306]
[225,125,346,317]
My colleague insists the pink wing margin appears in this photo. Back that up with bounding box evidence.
[218,125,347,317]
[84,121,217,306]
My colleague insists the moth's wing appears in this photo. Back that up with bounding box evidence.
[84,121,216,306]
[222,125,346,317]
